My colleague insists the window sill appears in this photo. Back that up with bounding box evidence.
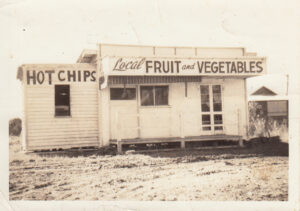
[54,116,72,118]
[139,105,171,109]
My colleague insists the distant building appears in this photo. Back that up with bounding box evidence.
[248,79,288,140]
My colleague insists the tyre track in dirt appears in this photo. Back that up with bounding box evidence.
[9,136,288,201]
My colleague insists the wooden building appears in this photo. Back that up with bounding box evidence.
[17,44,266,152]
[248,85,288,139]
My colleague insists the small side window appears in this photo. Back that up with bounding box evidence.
[55,85,70,116]
[140,86,168,106]
[110,88,136,100]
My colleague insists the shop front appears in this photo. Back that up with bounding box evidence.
[18,44,266,152]
[96,45,266,152]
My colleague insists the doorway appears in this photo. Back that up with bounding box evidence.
[200,85,224,135]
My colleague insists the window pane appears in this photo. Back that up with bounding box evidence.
[213,85,222,111]
[155,86,168,105]
[214,114,223,125]
[203,126,211,131]
[110,88,136,100]
[55,85,70,116]
[200,85,210,112]
[202,114,211,125]
[214,126,223,130]
[140,86,154,106]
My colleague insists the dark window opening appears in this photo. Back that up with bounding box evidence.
[140,86,168,106]
[203,126,211,131]
[200,85,210,112]
[214,126,223,131]
[202,114,211,125]
[110,88,136,100]
[213,85,222,112]
[214,114,223,125]
[55,85,70,116]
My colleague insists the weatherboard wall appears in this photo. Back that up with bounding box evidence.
[22,64,99,151]
[100,77,248,146]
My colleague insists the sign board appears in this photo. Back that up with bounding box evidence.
[103,57,266,76]
[25,69,96,85]
[21,64,97,85]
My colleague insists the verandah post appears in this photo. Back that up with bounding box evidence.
[116,111,123,153]
[179,112,185,148]
[237,109,244,147]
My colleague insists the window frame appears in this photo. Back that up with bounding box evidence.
[54,84,71,117]
[200,84,224,133]
[139,85,169,107]
[110,87,137,100]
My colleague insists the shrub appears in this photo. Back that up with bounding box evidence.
[248,101,288,142]
[9,118,22,136]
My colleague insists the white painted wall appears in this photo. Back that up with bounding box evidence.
[101,78,248,144]
[98,44,251,145]
[99,44,245,58]
[22,64,99,151]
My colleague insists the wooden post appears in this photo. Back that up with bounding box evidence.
[116,111,123,153]
[237,109,244,147]
[237,109,240,137]
[180,112,184,138]
[180,140,185,149]
[117,140,122,154]
[239,137,244,147]
[136,85,141,138]
[116,111,121,142]
[22,68,28,151]
[179,112,185,149]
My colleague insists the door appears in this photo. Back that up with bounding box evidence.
[109,87,139,140]
[200,85,224,135]
[139,85,171,138]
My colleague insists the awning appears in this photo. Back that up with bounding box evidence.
[107,75,202,85]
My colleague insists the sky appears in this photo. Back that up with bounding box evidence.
[0,0,300,209]
[1,0,299,142]
[1,0,299,117]
[0,0,299,126]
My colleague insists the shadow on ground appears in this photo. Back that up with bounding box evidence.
[33,136,288,160]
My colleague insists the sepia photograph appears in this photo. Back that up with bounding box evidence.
[1,0,299,210]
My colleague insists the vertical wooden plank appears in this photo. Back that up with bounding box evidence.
[136,85,141,138]
[244,78,249,139]
[180,112,184,138]
[169,109,172,137]
[239,137,244,147]
[97,47,102,147]
[185,81,188,97]
[117,140,122,154]
[22,67,28,151]
[180,140,185,149]
[237,109,241,137]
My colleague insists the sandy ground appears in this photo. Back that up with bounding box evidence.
[9,136,288,201]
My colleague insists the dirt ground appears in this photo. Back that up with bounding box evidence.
[9,136,288,201]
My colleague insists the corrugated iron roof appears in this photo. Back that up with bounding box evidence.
[108,76,202,85]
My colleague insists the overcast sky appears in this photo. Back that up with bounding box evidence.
[1,0,299,120]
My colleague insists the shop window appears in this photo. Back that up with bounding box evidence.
[55,85,70,116]
[214,114,223,130]
[202,114,211,131]
[140,86,168,106]
[110,88,136,100]
[200,85,223,132]
[214,114,223,124]
[214,126,223,131]
[200,85,210,112]
[212,85,222,112]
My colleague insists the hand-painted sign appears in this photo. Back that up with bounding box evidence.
[26,70,96,85]
[105,57,266,76]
